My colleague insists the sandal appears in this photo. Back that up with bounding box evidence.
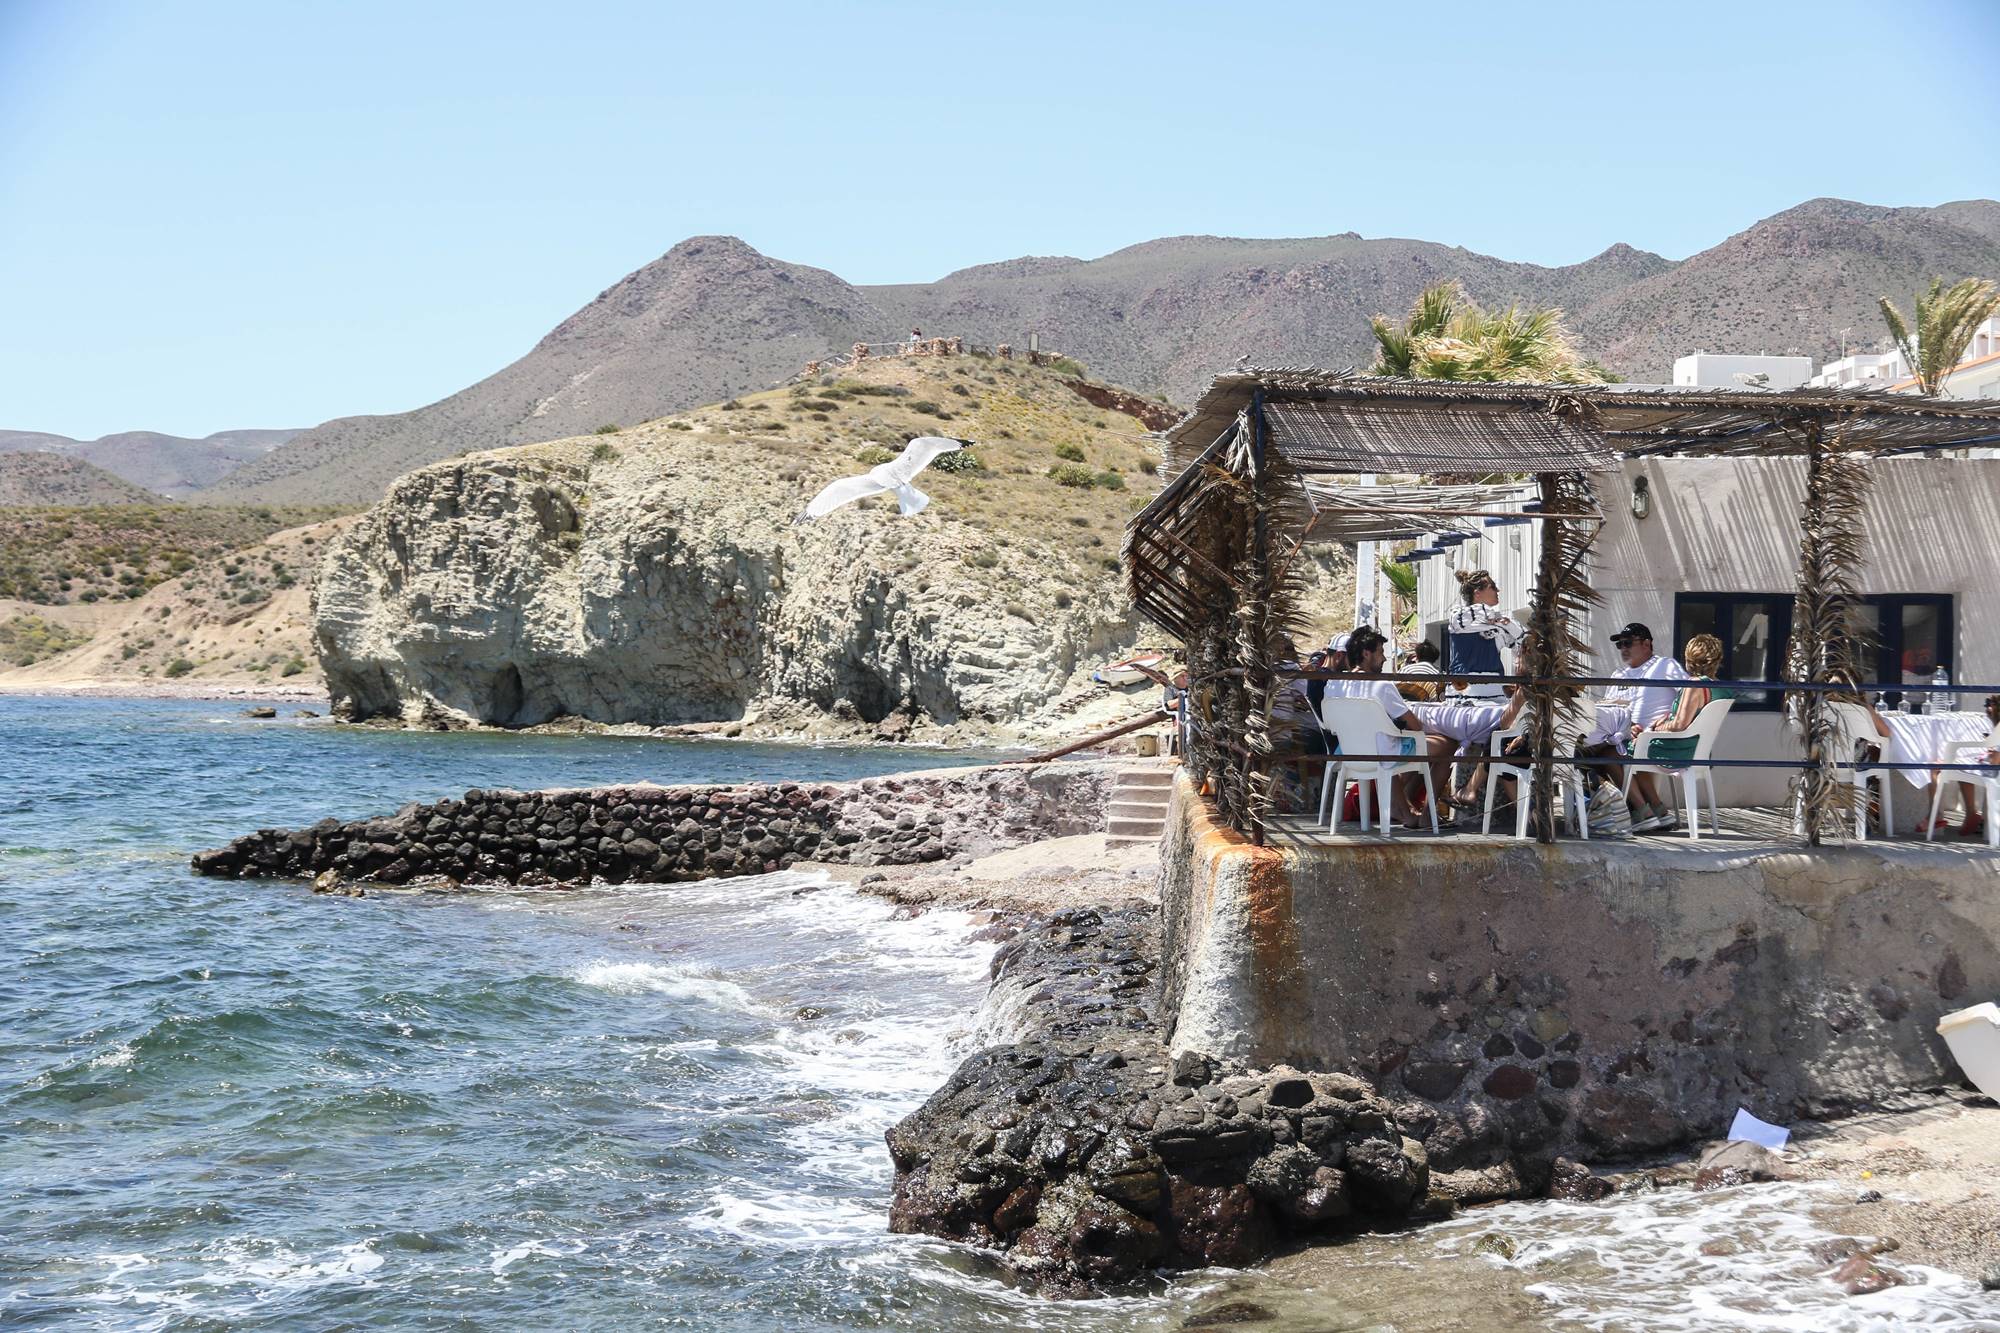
[1958,817,1986,839]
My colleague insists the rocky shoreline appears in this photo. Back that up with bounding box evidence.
[886,905,1439,1296]
[882,861,2000,1302]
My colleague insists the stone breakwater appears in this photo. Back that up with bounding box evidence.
[190,762,1112,886]
[886,908,1434,1295]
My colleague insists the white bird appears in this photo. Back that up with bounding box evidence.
[794,435,964,524]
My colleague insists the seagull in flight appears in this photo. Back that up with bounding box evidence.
[794,435,965,524]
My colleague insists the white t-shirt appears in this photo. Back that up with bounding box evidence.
[1608,653,1689,728]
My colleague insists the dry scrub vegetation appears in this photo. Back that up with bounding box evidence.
[0,504,349,605]
[508,351,1168,576]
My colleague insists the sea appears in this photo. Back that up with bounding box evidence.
[3,695,1994,1331]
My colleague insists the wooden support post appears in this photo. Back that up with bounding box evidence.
[1526,472,1563,843]
[1245,390,1272,846]
[1786,417,1872,846]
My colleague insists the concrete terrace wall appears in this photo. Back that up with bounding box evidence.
[192,762,1115,886]
[1159,773,2000,1167]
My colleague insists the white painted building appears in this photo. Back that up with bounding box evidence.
[1807,348,1912,390]
[1672,352,1812,390]
[1413,457,2000,814]
[1924,315,2000,400]
[1803,319,2000,400]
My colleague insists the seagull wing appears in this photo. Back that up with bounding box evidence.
[796,472,891,523]
[879,435,962,485]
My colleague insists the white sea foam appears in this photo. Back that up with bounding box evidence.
[177,1237,387,1297]
[489,1237,587,1274]
[1430,1182,1994,1331]
[572,960,764,1014]
[682,1188,883,1245]
[88,1043,135,1069]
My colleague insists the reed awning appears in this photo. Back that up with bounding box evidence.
[1261,398,1617,474]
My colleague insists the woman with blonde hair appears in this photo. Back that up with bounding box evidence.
[1626,632,1729,832]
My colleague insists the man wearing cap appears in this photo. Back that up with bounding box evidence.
[1601,622,1688,831]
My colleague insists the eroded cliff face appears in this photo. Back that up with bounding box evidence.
[313,449,1144,742]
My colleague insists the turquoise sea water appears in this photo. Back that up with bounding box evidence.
[7,696,1998,1332]
[0,697,1060,1330]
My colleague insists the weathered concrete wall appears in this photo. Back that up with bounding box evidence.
[1160,772,2000,1169]
[192,761,1114,886]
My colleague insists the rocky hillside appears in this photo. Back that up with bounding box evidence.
[312,355,1342,743]
[0,452,165,505]
[0,427,300,497]
[206,198,1999,505]
[0,515,354,688]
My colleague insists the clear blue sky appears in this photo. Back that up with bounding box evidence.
[3,0,1996,439]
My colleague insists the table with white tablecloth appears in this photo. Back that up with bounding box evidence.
[1880,711,1995,788]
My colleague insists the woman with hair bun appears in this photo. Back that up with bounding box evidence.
[1446,568,1523,699]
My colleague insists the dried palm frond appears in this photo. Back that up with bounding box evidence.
[1521,470,1603,839]
[1785,427,1874,843]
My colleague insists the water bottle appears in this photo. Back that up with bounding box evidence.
[1930,666,1951,715]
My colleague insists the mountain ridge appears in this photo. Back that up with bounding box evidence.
[0,427,301,497]
[197,197,2000,505]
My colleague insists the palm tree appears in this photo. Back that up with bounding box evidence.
[1369,280,1611,385]
[1878,277,2000,397]
[1378,556,1420,638]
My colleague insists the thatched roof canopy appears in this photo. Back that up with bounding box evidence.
[1130,369,2000,642]
[1163,370,2000,476]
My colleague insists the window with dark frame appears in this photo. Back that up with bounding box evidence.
[1672,592,1957,711]
[1673,593,1793,710]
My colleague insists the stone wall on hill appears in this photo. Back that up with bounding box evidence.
[190,761,1114,886]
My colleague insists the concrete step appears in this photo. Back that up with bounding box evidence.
[1108,800,1167,820]
[1106,833,1162,848]
[1108,816,1166,838]
[1114,769,1174,788]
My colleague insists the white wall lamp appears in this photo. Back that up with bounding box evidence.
[1630,474,1652,521]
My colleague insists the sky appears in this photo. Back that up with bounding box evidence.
[2,0,1996,439]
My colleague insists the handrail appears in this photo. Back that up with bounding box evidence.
[1271,667,2000,695]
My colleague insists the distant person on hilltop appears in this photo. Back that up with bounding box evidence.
[907,328,922,349]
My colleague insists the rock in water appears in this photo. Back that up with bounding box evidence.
[1692,1139,1793,1190]
[1828,1252,1909,1296]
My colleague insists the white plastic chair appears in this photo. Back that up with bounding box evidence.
[1318,696,1439,837]
[1824,701,1896,841]
[1926,719,2000,844]
[1624,698,1734,840]
[1482,698,1595,839]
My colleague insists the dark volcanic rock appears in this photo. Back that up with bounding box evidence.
[885,908,1431,1292]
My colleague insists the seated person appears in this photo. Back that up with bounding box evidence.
[1160,669,1191,754]
[1626,633,1728,833]
[1397,640,1444,702]
[1337,627,1457,829]
[1597,621,1689,824]
[1269,635,1330,757]
[1448,570,1524,698]
[1824,669,1892,756]
[1927,694,1999,839]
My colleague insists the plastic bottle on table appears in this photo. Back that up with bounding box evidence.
[1930,666,1951,715]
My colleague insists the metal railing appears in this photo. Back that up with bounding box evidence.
[1175,667,1999,843]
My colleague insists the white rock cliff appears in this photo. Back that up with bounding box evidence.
[312,448,1149,742]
